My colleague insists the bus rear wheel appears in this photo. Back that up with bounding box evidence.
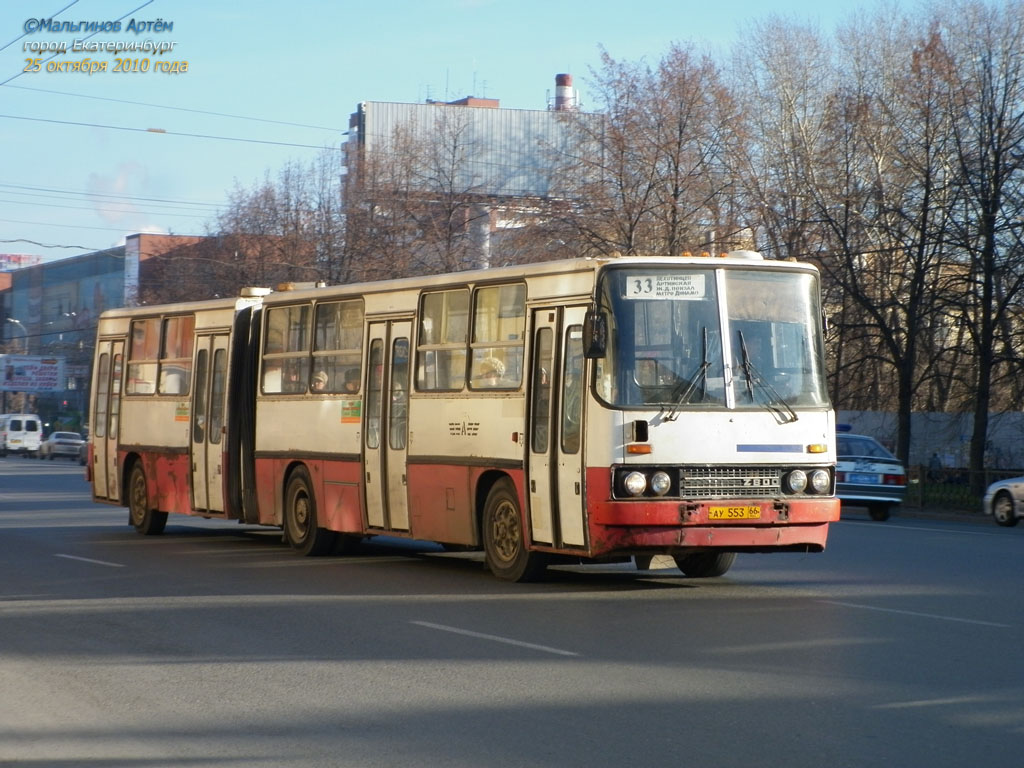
[483,478,548,582]
[673,551,736,578]
[284,467,336,556]
[128,464,167,535]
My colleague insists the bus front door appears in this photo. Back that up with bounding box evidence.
[528,307,587,549]
[363,320,411,532]
[190,334,229,513]
[91,339,124,502]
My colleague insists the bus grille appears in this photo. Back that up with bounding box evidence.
[680,467,782,498]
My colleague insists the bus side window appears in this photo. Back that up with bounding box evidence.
[561,326,584,454]
[262,362,283,394]
[531,328,553,453]
[366,340,384,449]
[193,349,208,443]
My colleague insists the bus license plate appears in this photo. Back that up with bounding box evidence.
[709,505,761,520]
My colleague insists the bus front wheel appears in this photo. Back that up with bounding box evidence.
[482,478,548,582]
[128,464,167,535]
[284,467,336,556]
[673,551,736,578]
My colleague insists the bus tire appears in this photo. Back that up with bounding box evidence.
[482,478,548,582]
[284,467,336,556]
[128,464,167,536]
[673,551,736,578]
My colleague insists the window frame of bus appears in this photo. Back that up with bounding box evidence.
[126,314,195,396]
[468,283,526,390]
[415,288,470,392]
[261,303,311,395]
[311,299,364,394]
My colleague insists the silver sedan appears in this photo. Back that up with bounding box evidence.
[982,476,1024,527]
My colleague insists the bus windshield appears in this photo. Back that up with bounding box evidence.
[594,266,830,411]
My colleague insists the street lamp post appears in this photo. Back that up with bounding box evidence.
[5,317,28,353]
[3,318,28,412]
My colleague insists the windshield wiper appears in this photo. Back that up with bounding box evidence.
[737,331,798,423]
[664,328,710,421]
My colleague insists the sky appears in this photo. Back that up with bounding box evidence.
[0,0,856,264]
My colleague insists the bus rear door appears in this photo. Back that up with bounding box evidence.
[92,339,124,502]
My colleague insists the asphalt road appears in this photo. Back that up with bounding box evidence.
[1,456,1022,768]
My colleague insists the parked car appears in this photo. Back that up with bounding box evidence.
[38,431,85,461]
[982,477,1024,527]
[836,432,906,521]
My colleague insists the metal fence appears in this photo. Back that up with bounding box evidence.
[901,465,1021,513]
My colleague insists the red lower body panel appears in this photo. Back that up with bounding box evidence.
[122,450,192,516]
[584,467,840,557]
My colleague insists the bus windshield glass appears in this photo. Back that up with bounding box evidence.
[594,266,829,410]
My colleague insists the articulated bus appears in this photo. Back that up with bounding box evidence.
[86,252,840,581]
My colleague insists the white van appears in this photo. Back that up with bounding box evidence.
[0,413,43,457]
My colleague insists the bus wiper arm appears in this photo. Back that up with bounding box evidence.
[665,328,710,421]
[737,331,798,423]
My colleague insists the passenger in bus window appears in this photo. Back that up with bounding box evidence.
[343,369,360,393]
[312,370,328,392]
[476,357,505,387]
[284,365,304,393]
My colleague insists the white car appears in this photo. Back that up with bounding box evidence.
[39,431,85,460]
[982,477,1024,527]
[835,432,906,521]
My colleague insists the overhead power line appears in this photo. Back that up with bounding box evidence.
[0,0,78,53]
[0,215,182,235]
[1,236,97,250]
[1,84,341,132]
[0,183,222,213]
[0,195,217,219]
[0,0,153,87]
[0,113,342,150]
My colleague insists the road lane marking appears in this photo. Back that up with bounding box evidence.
[874,695,998,709]
[411,620,580,657]
[838,520,1008,537]
[821,600,1010,628]
[55,554,124,568]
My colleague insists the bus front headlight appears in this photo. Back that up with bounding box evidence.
[623,471,647,496]
[784,470,808,494]
[809,469,831,494]
[650,471,672,496]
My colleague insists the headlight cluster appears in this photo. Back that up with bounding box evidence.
[616,468,677,498]
[783,468,831,495]
[614,467,833,499]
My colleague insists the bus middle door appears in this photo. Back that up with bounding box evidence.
[190,333,229,513]
[363,320,411,532]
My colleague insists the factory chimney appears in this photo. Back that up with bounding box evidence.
[554,73,576,111]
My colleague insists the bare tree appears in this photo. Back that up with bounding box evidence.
[552,45,741,257]
[940,0,1024,486]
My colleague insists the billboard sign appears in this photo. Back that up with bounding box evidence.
[0,355,66,392]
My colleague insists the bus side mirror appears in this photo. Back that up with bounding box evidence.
[583,310,607,359]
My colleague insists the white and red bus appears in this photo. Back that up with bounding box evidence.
[86,252,840,581]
